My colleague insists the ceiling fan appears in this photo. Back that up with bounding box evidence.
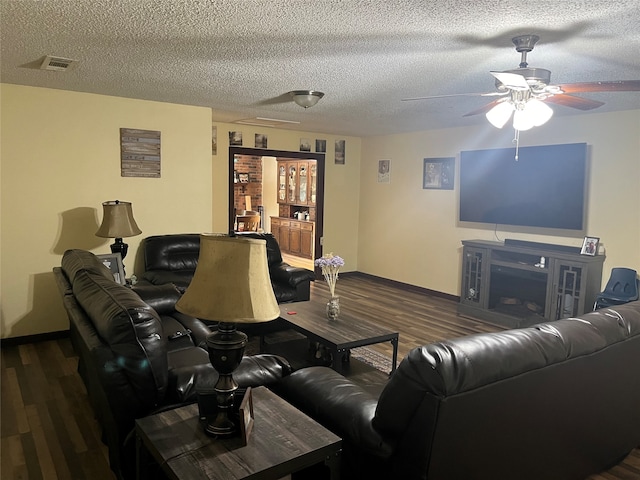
[403,35,640,131]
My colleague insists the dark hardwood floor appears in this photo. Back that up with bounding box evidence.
[1,273,638,479]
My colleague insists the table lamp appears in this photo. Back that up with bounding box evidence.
[175,234,279,436]
[95,200,141,261]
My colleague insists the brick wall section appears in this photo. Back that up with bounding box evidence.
[234,155,262,211]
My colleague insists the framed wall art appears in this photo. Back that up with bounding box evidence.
[299,138,311,152]
[120,128,161,178]
[378,159,390,183]
[423,157,454,190]
[335,139,345,164]
[229,131,243,146]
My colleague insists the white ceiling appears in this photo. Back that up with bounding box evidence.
[2,0,639,137]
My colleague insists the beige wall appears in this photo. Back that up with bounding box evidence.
[0,85,362,339]
[1,84,213,338]
[358,109,640,295]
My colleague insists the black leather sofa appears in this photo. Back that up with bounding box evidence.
[275,301,640,480]
[53,249,292,480]
[140,233,315,303]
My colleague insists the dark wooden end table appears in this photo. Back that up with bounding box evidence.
[135,386,342,480]
[275,295,399,374]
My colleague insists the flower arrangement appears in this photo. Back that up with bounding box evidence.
[314,253,345,298]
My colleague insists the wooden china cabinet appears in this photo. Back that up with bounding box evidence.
[272,160,317,259]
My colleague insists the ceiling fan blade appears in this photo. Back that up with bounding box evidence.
[463,99,503,117]
[544,94,605,111]
[402,92,506,101]
[490,71,530,90]
[556,80,640,94]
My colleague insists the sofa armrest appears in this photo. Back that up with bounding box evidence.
[132,283,182,315]
[141,270,193,291]
[270,263,315,288]
[274,366,394,459]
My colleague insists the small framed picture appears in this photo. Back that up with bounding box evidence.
[299,138,311,152]
[378,159,390,183]
[423,157,455,190]
[229,131,243,146]
[97,253,126,285]
[254,133,268,149]
[238,387,254,445]
[238,173,249,183]
[580,236,599,256]
[335,139,345,164]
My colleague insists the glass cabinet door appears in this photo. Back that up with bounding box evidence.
[299,163,308,203]
[278,164,286,202]
[310,162,317,205]
[287,164,297,203]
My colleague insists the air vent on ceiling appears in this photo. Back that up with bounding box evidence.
[40,55,77,71]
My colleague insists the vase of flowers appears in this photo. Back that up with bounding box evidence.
[315,253,345,320]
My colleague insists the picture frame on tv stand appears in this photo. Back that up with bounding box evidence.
[580,236,599,256]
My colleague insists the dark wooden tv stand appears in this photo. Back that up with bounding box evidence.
[459,239,605,328]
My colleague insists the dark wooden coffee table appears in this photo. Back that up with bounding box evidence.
[135,386,341,480]
[276,295,399,374]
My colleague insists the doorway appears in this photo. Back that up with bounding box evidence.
[228,147,325,271]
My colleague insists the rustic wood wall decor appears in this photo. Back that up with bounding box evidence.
[120,128,161,178]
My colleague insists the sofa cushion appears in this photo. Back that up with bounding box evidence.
[72,270,169,407]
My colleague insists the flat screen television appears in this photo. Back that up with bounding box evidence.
[459,143,587,230]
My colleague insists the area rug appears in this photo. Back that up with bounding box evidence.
[350,346,393,374]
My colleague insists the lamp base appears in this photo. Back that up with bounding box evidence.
[110,237,128,260]
[205,322,247,437]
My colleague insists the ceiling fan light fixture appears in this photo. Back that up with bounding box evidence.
[486,101,515,128]
[524,98,554,126]
[513,109,535,131]
[289,90,324,108]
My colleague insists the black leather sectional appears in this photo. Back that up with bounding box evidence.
[275,301,640,480]
[53,249,291,480]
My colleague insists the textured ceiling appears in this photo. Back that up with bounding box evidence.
[1,0,639,137]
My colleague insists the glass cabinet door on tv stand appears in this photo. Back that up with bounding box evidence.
[460,246,490,310]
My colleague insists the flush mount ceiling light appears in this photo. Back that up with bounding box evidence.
[289,90,324,108]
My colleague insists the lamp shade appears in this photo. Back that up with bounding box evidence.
[289,90,324,108]
[176,234,279,323]
[95,200,142,238]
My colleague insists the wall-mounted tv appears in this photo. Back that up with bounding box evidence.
[459,143,587,231]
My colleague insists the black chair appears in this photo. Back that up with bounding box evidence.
[594,267,639,310]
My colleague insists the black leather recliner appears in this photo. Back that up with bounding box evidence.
[141,233,315,303]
